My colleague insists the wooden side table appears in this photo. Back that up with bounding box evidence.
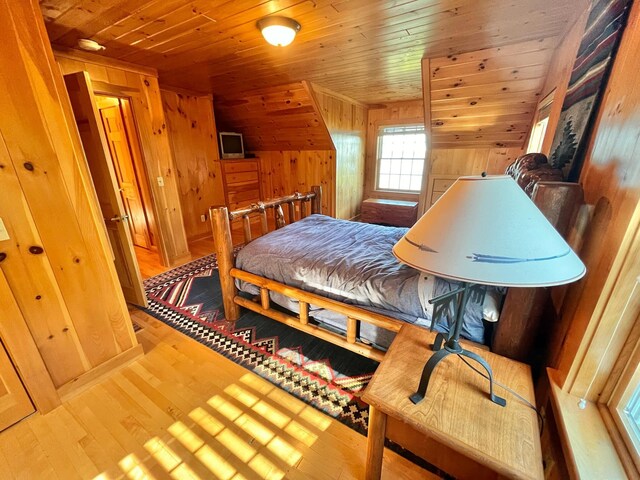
[362,324,543,480]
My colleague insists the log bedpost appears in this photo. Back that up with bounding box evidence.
[275,204,286,229]
[311,185,322,214]
[210,206,241,321]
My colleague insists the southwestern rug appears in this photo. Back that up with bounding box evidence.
[141,252,377,435]
[140,252,449,478]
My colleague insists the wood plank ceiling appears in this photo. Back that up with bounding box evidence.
[214,81,334,150]
[429,38,557,148]
[39,0,578,105]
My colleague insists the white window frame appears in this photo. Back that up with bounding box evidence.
[375,124,426,194]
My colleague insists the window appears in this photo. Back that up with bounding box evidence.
[376,125,426,192]
[609,326,640,471]
[526,90,555,153]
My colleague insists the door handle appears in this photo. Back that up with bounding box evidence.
[110,214,130,222]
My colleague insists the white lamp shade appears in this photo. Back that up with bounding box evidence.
[258,17,301,46]
[393,175,586,287]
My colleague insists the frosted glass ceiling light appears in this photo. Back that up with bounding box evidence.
[257,16,301,47]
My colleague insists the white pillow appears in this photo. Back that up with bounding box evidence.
[483,289,504,323]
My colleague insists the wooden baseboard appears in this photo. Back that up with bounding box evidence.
[56,345,144,403]
[168,252,192,267]
[187,232,212,243]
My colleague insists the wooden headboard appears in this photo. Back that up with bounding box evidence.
[491,153,583,363]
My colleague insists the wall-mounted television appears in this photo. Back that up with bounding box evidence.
[219,132,245,159]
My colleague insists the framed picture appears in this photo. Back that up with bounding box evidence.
[548,0,632,181]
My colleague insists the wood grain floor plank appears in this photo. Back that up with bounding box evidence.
[0,244,430,479]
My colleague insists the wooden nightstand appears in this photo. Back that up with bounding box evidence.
[362,324,543,480]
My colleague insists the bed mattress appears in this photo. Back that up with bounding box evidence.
[235,214,486,347]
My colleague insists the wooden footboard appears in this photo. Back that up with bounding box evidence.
[210,185,403,361]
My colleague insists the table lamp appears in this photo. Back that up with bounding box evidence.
[393,175,586,406]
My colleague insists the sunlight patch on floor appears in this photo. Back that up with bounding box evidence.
[92,374,324,480]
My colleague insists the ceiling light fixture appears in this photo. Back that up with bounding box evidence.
[257,16,301,47]
[77,39,106,52]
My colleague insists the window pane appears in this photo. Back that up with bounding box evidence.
[375,125,426,192]
[377,125,426,192]
[378,174,389,189]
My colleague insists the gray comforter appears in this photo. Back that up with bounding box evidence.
[235,215,485,346]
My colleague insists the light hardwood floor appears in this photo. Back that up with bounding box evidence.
[0,239,433,479]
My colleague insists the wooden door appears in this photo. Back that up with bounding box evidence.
[100,103,152,249]
[63,72,147,307]
[0,340,35,431]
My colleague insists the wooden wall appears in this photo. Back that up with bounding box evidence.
[214,82,366,219]
[364,98,519,207]
[0,0,140,411]
[311,85,367,220]
[428,38,557,149]
[54,48,190,266]
[430,148,523,175]
[533,2,640,382]
[161,89,226,242]
[214,82,334,151]
[256,150,334,216]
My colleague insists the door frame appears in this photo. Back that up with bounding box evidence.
[96,95,156,250]
[91,80,170,267]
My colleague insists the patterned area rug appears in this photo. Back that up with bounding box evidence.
[141,252,377,435]
[140,253,449,478]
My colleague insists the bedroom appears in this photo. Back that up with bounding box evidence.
[0,0,639,478]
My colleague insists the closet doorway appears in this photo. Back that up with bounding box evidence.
[95,96,153,248]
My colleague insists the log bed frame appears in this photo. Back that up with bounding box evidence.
[211,175,583,364]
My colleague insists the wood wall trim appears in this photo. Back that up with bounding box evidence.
[57,343,144,402]
[419,58,432,215]
[565,199,640,400]
[303,81,336,151]
[310,83,370,110]
[55,55,191,266]
[53,46,158,77]
[548,368,627,479]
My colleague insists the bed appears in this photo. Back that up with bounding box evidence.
[211,155,583,364]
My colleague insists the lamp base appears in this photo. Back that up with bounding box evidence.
[409,283,506,407]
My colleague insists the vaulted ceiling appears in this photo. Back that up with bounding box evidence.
[39,0,579,104]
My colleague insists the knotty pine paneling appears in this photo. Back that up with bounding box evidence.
[216,83,366,218]
[54,49,190,266]
[214,82,334,152]
[39,0,578,104]
[534,1,640,382]
[0,0,137,402]
[430,148,523,176]
[428,38,557,149]
[256,150,334,217]
[311,85,367,219]
[161,89,226,242]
